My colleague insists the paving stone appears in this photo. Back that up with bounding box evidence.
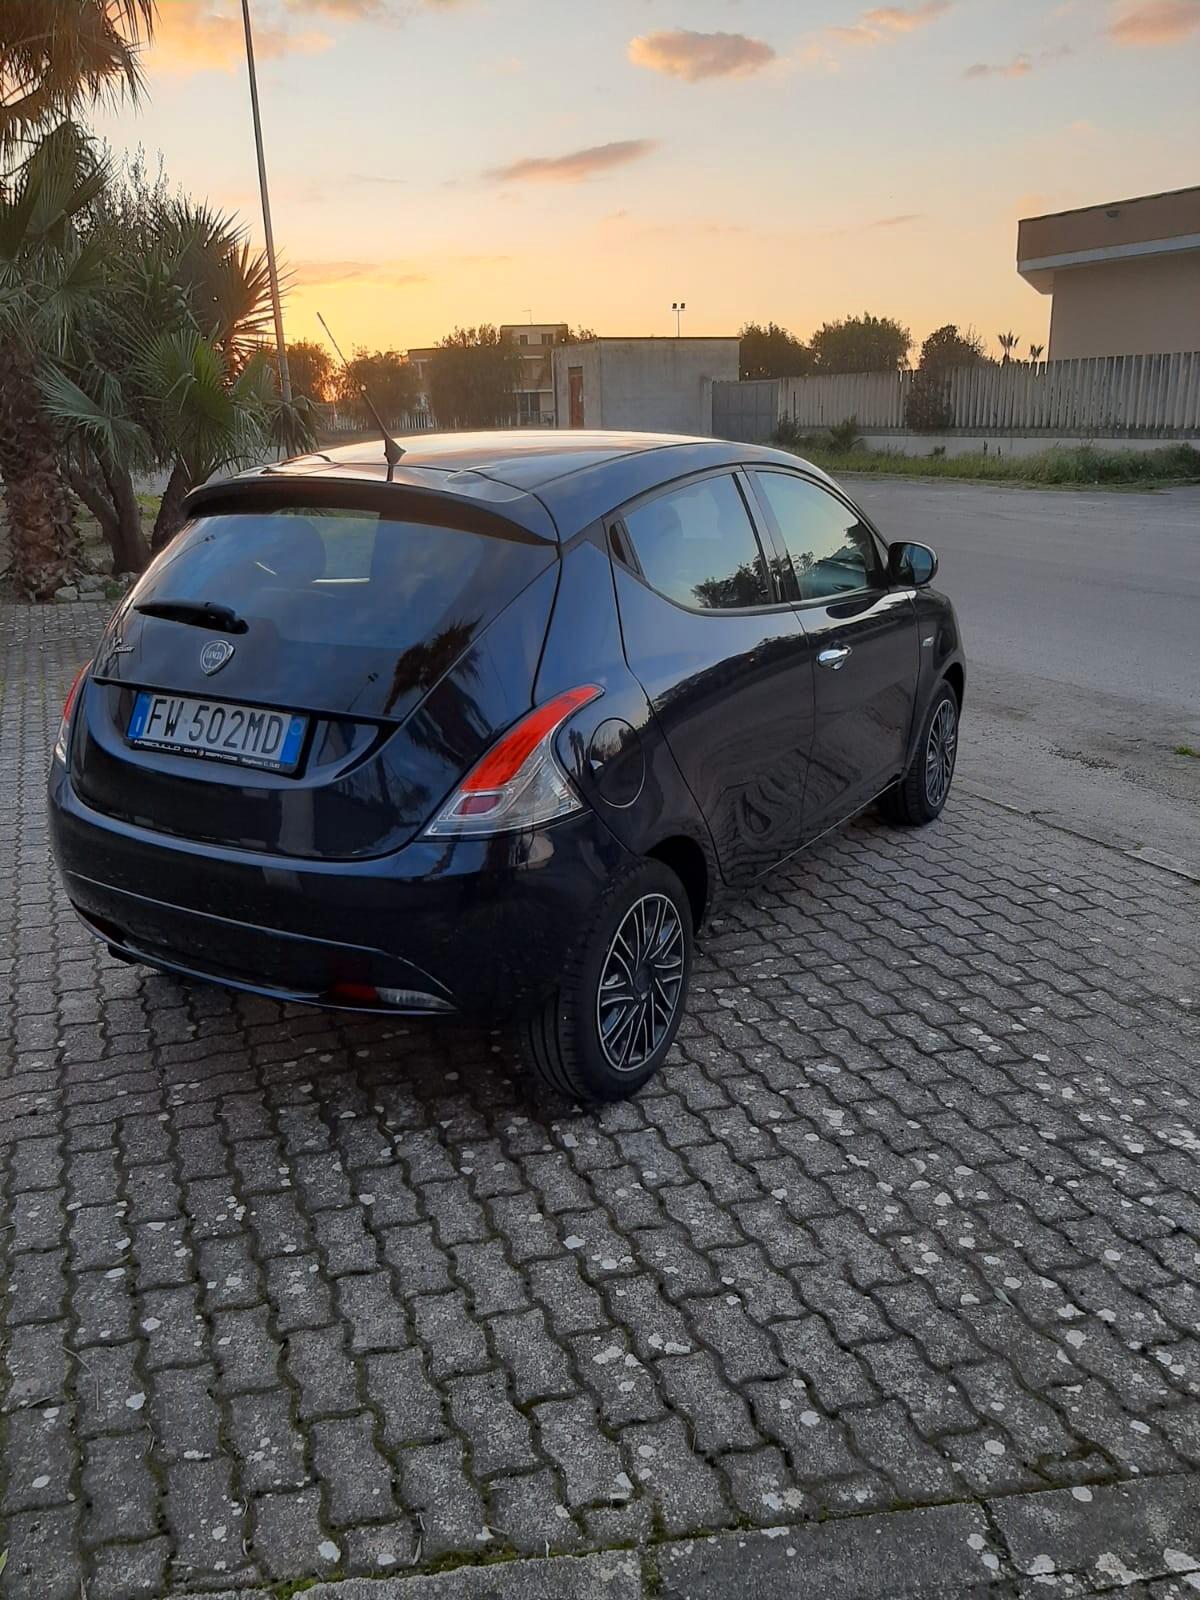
[490,1308,577,1404]
[81,1432,159,1545]
[286,1324,360,1419]
[448,1370,538,1475]
[226,1387,308,1492]
[6,603,1200,1594]
[397,1439,489,1558]
[534,1396,626,1508]
[148,1366,223,1461]
[623,1416,733,1534]
[659,1350,761,1452]
[412,1290,490,1379]
[310,1412,396,1525]
[251,1486,339,1583]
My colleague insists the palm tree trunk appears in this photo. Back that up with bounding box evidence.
[151,460,191,554]
[0,335,78,600]
[100,456,150,574]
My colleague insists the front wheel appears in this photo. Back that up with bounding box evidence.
[880,682,959,825]
[518,859,693,1102]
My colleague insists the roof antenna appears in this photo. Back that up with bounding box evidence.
[317,311,405,478]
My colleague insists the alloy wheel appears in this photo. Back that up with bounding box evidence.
[925,698,958,809]
[596,892,685,1073]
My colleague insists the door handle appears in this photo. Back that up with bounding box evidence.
[817,646,851,670]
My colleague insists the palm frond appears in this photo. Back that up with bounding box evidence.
[36,360,150,466]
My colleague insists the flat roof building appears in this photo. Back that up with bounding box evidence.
[1018,185,1200,360]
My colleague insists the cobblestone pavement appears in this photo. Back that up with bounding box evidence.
[2,602,1199,1600]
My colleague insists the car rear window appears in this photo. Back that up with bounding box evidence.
[126,504,555,719]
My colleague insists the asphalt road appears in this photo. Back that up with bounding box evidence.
[848,476,1200,878]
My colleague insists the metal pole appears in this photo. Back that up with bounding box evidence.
[241,0,292,404]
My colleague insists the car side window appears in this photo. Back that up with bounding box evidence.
[749,471,880,602]
[620,475,771,612]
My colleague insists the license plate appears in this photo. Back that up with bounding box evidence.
[127,691,307,773]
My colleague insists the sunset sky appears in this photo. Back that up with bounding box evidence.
[93,0,1200,359]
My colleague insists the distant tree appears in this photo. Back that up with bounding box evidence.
[810,313,910,374]
[997,330,1019,363]
[333,348,418,423]
[738,321,815,380]
[286,340,333,404]
[430,325,522,428]
[918,324,990,373]
[569,325,598,342]
[905,325,989,433]
[1029,342,1045,363]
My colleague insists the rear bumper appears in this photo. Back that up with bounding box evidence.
[48,763,631,1018]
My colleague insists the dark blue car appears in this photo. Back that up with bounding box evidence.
[49,430,964,1101]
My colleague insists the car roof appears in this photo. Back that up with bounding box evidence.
[192,429,842,542]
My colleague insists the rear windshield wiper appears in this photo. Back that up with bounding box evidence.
[134,599,248,634]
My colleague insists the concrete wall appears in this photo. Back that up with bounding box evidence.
[1047,254,1200,359]
[552,339,739,435]
[854,433,1191,459]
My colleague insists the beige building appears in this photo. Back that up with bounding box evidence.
[500,323,568,424]
[1018,185,1200,360]
[405,324,568,423]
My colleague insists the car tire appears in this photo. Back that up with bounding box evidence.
[518,858,693,1103]
[880,680,959,826]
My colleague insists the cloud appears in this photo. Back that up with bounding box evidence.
[627,29,776,82]
[1107,0,1200,44]
[485,140,658,185]
[151,3,331,73]
[291,260,429,287]
[863,212,924,228]
[964,45,1071,78]
[827,0,951,45]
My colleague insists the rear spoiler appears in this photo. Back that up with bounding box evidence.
[183,470,558,546]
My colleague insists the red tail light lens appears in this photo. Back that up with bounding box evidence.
[425,685,603,838]
[53,661,90,765]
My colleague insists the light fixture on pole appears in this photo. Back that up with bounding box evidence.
[241,0,292,405]
[672,301,686,337]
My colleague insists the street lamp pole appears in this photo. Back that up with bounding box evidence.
[672,300,686,337]
[241,0,292,405]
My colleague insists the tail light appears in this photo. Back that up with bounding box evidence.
[53,661,91,765]
[425,685,603,837]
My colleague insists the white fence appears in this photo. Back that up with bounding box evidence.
[713,351,1200,442]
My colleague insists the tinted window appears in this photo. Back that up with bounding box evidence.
[129,504,553,719]
[751,472,878,601]
[622,476,770,611]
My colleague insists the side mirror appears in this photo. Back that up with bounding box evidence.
[889,541,938,587]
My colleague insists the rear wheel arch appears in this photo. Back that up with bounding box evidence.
[942,661,965,709]
[646,834,708,932]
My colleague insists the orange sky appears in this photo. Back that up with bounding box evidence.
[95,0,1200,361]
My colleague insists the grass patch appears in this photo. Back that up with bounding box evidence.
[1174,744,1199,758]
[771,429,1200,489]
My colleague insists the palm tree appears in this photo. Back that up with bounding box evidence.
[1,1,156,161]
[40,193,312,562]
[997,331,1019,364]
[1029,343,1045,364]
[1,1,156,594]
[0,123,108,595]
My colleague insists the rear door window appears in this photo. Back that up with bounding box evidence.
[748,471,881,601]
[620,474,771,611]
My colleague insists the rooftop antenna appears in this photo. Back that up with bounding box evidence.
[317,311,405,477]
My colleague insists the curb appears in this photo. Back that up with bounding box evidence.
[164,1474,1200,1599]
